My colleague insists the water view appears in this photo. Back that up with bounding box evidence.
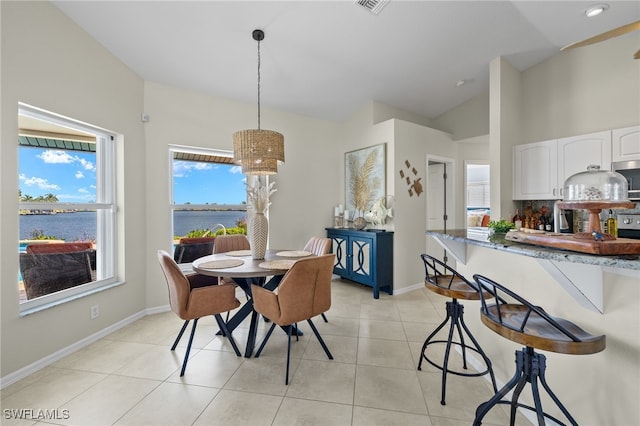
[20,210,247,242]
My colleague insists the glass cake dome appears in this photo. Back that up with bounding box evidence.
[563,165,629,201]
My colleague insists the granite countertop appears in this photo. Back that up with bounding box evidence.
[426,229,640,271]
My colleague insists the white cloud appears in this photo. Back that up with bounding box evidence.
[76,171,85,179]
[37,150,95,171]
[230,165,243,174]
[20,175,61,190]
[78,188,89,193]
[173,160,212,178]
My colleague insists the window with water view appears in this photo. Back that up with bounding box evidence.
[18,104,117,310]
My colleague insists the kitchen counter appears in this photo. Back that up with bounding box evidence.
[426,229,640,313]
[427,229,640,270]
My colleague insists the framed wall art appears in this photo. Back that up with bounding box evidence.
[345,143,386,215]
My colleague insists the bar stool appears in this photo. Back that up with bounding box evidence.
[418,254,497,405]
[472,274,606,426]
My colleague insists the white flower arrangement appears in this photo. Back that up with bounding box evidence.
[246,181,276,213]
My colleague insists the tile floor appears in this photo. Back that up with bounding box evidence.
[1,278,530,426]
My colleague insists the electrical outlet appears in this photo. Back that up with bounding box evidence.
[90,304,99,319]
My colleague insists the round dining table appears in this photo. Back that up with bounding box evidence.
[192,248,311,357]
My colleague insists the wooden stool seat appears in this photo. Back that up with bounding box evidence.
[481,304,606,355]
[418,254,497,405]
[472,274,606,426]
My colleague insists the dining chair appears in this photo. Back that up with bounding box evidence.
[213,234,253,294]
[251,254,335,385]
[157,250,242,376]
[20,251,93,300]
[303,236,332,322]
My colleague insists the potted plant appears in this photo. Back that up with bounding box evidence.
[487,219,515,235]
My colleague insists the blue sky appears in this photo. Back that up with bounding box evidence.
[19,147,97,202]
[172,160,247,205]
[19,147,247,205]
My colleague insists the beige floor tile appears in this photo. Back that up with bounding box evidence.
[272,397,353,426]
[357,338,414,369]
[114,381,217,425]
[193,389,282,426]
[112,344,183,380]
[352,405,433,426]
[165,349,244,388]
[51,341,156,374]
[358,318,407,341]
[359,299,401,321]
[313,315,360,338]
[355,365,428,415]
[223,356,299,396]
[0,369,106,415]
[304,334,357,364]
[48,375,160,426]
[285,359,356,404]
[325,300,362,319]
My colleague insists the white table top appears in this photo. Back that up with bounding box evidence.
[191,249,309,278]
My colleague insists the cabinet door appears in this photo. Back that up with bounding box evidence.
[558,131,612,198]
[328,233,348,276]
[513,140,558,200]
[612,126,640,162]
[349,236,374,285]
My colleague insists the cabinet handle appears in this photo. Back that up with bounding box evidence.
[553,188,556,196]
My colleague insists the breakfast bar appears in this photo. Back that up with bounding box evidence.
[425,229,639,425]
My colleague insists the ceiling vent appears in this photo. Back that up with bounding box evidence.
[355,0,389,15]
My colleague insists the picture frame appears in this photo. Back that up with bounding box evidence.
[345,143,386,215]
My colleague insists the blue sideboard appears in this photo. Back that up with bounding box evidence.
[325,228,393,299]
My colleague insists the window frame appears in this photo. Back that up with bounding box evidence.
[18,103,119,314]
[168,144,249,243]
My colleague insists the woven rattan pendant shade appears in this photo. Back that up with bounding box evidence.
[233,29,285,175]
[233,129,284,175]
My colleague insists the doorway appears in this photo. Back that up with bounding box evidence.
[425,156,455,265]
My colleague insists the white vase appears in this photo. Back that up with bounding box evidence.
[250,212,268,260]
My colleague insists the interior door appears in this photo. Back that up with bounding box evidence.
[426,160,454,265]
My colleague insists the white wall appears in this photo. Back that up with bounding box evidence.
[143,82,343,308]
[430,91,490,141]
[1,1,146,377]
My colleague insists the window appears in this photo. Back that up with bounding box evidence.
[18,104,118,312]
[169,145,248,243]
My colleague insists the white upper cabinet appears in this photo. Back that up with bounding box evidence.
[514,140,558,200]
[514,130,612,200]
[612,126,640,162]
[557,131,612,198]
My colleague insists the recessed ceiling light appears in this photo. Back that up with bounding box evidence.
[585,4,609,18]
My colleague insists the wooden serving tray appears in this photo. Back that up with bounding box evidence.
[505,231,640,255]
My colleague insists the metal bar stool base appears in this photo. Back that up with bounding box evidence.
[473,347,578,426]
[418,299,497,405]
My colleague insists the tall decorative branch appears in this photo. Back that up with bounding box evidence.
[246,181,276,214]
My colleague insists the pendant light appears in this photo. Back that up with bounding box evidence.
[233,29,285,175]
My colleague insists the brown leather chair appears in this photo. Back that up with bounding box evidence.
[213,234,252,291]
[303,236,332,322]
[251,254,335,384]
[157,250,242,376]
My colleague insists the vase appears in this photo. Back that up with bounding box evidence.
[250,212,268,260]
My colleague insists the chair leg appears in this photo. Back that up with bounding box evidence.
[474,347,577,426]
[171,320,190,351]
[307,319,333,360]
[285,325,292,385]
[255,323,277,357]
[214,314,241,356]
[321,313,328,323]
[180,318,199,377]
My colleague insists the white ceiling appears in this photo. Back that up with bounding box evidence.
[52,1,640,122]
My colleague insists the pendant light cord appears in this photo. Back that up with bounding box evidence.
[257,37,261,130]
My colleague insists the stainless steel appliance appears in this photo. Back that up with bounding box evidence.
[618,213,640,240]
[612,160,640,201]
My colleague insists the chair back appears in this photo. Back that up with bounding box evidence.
[26,241,93,254]
[213,234,250,254]
[275,254,334,324]
[158,250,191,318]
[473,274,589,344]
[303,237,331,256]
[174,238,215,263]
[420,253,486,300]
[20,251,92,299]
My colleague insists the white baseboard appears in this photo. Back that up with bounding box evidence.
[0,305,170,389]
[392,281,424,295]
